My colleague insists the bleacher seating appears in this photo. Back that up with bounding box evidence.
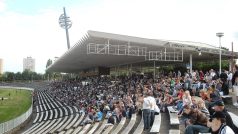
[167,106,180,131]
[87,122,100,134]
[65,113,80,130]
[150,113,161,133]
[169,129,180,134]
[94,119,108,134]
[121,114,137,134]
[71,126,83,134]
[228,112,238,128]
[79,124,91,134]
[102,125,113,134]
[110,117,126,134]
[133,115,144,134]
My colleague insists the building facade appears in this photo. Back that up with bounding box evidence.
[0,58,3,74]
[23,57,35,72]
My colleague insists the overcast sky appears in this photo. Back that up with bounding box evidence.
[0,0,238,73]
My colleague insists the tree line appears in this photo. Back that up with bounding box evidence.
[0,69,45,81]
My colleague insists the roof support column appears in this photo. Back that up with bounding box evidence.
[153,60,156,81]
[140,65,143,74]
[229,60,232,72]
[190,54,193,74]
[107,39,110,54]
[182,49,184,61]
[127,64,129,76]
[130,64,132,77]
[117,66,119,77]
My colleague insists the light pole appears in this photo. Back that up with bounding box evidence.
[216,32,224,75]
[59,7,72,50]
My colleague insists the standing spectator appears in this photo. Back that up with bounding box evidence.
[148,91,156,126]
[220,79,229,95]
[177,70,181,78]
[232,65,238,106]
[142,92,151,131]
[227,71,233,88]
[199,70,204,81]
[219,69,228,83]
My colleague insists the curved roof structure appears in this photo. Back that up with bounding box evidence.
[47,30,238,73]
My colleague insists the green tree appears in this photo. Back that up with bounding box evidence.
[46,59,53,68]
[45,59,53,80]
[15,72,22,80]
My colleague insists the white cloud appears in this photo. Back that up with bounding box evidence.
[0,0,6,12]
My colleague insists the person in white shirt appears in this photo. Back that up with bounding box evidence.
[227,71,232,88]
[147,91,157,127]
[142,92,151,130]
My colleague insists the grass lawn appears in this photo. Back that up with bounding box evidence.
[0,89,32,123]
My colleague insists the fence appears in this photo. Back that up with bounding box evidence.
[0,86,34,134]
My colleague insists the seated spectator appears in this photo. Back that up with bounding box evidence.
[191,96,198,109]
[197,100,210,117]
[199,89,208,100]
[81,112,94,125]
[95,109,103,121]
[208,111,235,134]
[107,113,115,125]
[105,111,112,119]
[174,88,184,110]
[185,100,238,134]
[177,90,192,115]
[207,86,222,114]
[182,105,208,127]
[161,91,173,111]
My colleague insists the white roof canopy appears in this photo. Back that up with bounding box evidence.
[47,30,238,73]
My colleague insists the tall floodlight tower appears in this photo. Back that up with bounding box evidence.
[59,7,72,49]
[216,32,224,75]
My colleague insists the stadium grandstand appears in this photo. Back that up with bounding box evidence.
[2,31,238,134]
[47,30,238,74]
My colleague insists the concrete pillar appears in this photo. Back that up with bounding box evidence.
[190,54,193,74]
[153,61,156,80]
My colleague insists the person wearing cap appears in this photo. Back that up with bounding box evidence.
[210,100,235,131]
[208,111,234,134]
[184,100,237,134]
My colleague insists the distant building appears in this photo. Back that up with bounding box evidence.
[0,58,3,74]
[23,57,35,72]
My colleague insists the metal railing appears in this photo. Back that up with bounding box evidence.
[0,86,34,134]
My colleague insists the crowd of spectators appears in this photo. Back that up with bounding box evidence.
[45,65,238,133]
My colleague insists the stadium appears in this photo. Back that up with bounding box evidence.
[1,31,238,134]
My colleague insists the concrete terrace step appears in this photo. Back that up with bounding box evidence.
[87,122,100,134]
[110,117,126,134]
[150,113,161,133]
[121,114,137,134]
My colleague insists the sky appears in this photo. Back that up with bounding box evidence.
[0,0,238,73]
